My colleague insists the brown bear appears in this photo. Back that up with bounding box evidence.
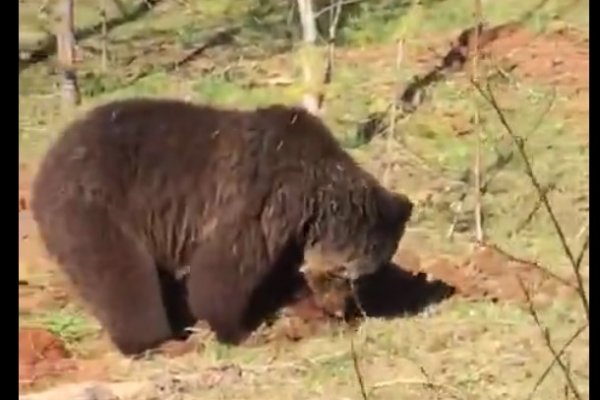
[31,98,413,356]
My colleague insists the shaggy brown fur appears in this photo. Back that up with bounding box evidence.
[31,98,413,355]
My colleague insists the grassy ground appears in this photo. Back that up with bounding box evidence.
[19,0,589,399]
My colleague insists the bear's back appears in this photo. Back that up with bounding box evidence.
[32,98,367,232]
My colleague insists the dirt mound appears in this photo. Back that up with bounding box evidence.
[19,328,75,388]
[482,25,588,95]
[395,245,575,307]
[19,327,111,393]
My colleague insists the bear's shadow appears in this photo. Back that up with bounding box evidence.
[344,262,456,320]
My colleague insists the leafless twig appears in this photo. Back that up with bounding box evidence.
[483,241,575,289]
[471,80,589,323]
[350,337,369,400]
[526,323,588,400]
[514,183,557,233]
[517,277,583,400]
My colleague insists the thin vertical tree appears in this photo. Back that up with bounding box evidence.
[56,0,80,111]
[296,0,320,115]
[471,0,484,242]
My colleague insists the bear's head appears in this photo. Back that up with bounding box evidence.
[303,184,413,282]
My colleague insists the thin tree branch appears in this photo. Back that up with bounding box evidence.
[526,323,588,400]
[350,337,369,400]
[472,80,589,322]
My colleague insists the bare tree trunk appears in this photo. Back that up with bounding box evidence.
[316,0,343,112]
[296,0,320,115]
[56,0,80,112]
[471,0,484,243]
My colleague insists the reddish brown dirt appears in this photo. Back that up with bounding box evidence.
[477,24,588,120]
[19,326,110,393]
[19,328,75,389]
[248,294,343,346]
[394,245,576,308]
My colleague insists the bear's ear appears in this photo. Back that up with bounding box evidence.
[381,190,413,227]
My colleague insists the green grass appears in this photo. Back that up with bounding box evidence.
[37,307,98,345]
[20,303,100,351]
[19,0,588,398]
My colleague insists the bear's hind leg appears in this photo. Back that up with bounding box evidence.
[38,201,173,356]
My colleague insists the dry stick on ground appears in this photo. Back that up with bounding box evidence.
[516,277,583,400]
[472,81,589,323]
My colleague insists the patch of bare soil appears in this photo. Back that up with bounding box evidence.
[487,25,588,94]
[399,23,589,120]
[395,245,576,308]
[19,327,110,393]
[19,328,76,390]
